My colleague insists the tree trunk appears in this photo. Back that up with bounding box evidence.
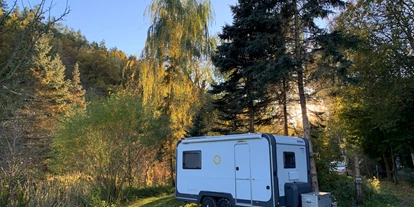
[354,154,363,204]
[282,77,288,136]
[391,149,399,184]
[294,0,319,192]
[170,157,175,187]
[411,153,414,167]
[249,101,255,133]
[383,152,392,181]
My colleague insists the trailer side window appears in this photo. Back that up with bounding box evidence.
[284,152,296,168]
[183,151,202,169]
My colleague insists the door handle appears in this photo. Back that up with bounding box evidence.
[236,167,239,171]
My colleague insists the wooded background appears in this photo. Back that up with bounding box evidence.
[1,0,413,206]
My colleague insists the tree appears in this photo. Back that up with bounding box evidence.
[0,1,69,110]
[0,4,71,177]
[76,46,127,95]
[185,95,217,137]
[210,0,287,134]
[17,34,73,169]
[278,0,347,192]
[51,26,89,78]
[334,0,414,181]
[68,62,86,113]
[51,93,169,202]
[142,0,215,185]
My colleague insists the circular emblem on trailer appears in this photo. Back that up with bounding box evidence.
[213,154,221,165]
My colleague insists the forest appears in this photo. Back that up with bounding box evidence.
[0,0,413,206]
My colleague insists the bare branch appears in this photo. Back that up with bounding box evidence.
[0,0,70,83]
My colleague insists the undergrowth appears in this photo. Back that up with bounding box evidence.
[319,172,399,207]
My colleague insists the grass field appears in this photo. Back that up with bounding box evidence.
[127,194,199,207]
[127,181,414,207]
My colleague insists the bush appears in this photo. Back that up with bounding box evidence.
[398,168,414,186]
[51,93,170,203]
[319,173,355,206]
[319,172,398,207]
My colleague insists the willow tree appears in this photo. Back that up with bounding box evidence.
[142,0,215,185]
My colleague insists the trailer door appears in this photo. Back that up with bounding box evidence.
[235,144,252,205]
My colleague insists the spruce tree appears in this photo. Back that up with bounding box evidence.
[68,62,86,113]
[22,34,72,168]
[210,0,287,133]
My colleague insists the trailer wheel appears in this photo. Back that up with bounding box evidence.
[217,198,232,207]
[202,196,217,207]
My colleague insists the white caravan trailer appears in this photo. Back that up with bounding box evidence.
[175,133,327,207]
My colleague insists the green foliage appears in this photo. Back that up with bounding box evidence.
[142,1,217,186]
[319,174,399,207]
[144,0,214,64]
[186,95,217,137]
[210,0,287,134]
[51,92,170,202]
[77,46,129,95]
[68,62,86,113]
[333,0,414,166]
[319,173,355,205]
[0,1,69,119]
[186,109,208,137]
[399,168,414,186]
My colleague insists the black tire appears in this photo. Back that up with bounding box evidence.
[217,198,232,207]
[202,196,217,207]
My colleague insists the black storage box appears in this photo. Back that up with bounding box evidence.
[285,182,312,207]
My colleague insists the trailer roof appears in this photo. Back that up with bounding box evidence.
[181,133,306,145]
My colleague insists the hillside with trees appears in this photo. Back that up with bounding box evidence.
[0,0,413,206]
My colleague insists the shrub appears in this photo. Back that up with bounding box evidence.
[50,93,170,203]
[319,172,399,207]
[398,168,414,186]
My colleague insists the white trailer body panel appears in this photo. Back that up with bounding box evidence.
[176,133,312,207]
[275,137,309,197]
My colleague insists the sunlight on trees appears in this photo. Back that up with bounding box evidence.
[51,93,170,202]
[1,0,414,206]
[141,0,216,186]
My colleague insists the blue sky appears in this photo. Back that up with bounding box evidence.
[7,0,237,56]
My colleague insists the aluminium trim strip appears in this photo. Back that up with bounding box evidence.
[176,197,197,201]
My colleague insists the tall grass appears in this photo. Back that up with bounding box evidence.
[0,173,175,207]
[0,174,97,207]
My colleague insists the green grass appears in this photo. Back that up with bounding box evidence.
[127,180,414,207]
[126,194,199,207]
[363,180,414,207]
[127,194,179,207]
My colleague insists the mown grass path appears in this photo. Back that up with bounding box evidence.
[127,194,199,207]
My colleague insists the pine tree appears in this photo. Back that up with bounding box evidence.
[68,62,86,113]
[210,0,287,133]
